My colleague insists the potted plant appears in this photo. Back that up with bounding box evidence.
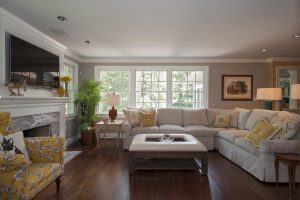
[76,80,102,145]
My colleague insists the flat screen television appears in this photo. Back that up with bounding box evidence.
[9,34,60,88]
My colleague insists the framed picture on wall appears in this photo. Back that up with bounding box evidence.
[222,75,253,101]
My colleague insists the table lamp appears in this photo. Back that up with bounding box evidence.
[291,84,300,100]
[106,93,121,122]
[256,88,282,110]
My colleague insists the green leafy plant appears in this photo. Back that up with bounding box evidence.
[76,79,102,129]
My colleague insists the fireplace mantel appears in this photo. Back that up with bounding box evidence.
[0,96,69,139]
[0,96,69,107]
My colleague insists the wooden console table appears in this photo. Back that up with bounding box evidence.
[274,153,300,200]
[95,120,124,148]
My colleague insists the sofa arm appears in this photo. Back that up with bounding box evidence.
[24,137,64,164]
[259,139,300,154]
[122,121,132,138]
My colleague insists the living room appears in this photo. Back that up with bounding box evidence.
[0,0,300,200]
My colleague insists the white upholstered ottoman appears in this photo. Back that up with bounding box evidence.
[129,134,208,175]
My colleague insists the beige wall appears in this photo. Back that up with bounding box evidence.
[79,62,270,109]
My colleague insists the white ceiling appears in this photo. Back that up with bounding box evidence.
[1,0,300,59]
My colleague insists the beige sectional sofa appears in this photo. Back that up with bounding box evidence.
[122,108,300,183]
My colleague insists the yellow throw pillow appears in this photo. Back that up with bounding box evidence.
[245,119,280,147]
[139,111,156,127]
[214,115,231,128]
[0,154,29,171]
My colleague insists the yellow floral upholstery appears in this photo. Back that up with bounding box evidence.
[0,163,62,200]
[1,137,64,200]
[0,154,30,172]
[0,112,11,135]
[24,137,64,165]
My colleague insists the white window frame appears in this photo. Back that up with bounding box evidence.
[94,66,209,114]
[64,58,78,118]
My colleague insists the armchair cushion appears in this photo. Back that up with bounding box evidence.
[0,163,61,200]
[24,137,64,164]
[0,154,29,172]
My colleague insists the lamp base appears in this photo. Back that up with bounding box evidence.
[109,107,117,122]
[264,101,273,110]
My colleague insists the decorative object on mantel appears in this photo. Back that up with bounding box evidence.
[76,80,103,145]
[222,75,253,101]
[60,76,72,97]
[56,86,65,97]
[256,88,282,110]
[4,81,26,96]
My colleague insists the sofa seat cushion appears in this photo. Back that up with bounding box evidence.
[1,163,61,198]
[159,125,186,133]
[235,137,259,156]
[218,129,249,144]
[157,108,182,126]
[131,126,160,135]
[184,125,216,137]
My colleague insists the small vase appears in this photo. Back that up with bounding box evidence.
[65,82,69,97]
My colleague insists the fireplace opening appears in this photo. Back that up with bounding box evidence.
[23,125,51,137]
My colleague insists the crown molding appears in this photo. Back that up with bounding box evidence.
[268,57,300,62]
[79,57,272,64]
[0,7,67,52]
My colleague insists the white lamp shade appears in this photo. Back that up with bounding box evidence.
[106,93,121,106]
[291,84,300,99]
[256,88,282,101]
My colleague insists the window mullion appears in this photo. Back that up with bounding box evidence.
[167,69,172,107]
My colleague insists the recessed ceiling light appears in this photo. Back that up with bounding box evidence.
[57,16,67,21]
[292,34,299,38]
[84,40,90,44]
[261,49,267,52]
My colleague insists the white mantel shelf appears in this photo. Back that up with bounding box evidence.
[0,96,70,107]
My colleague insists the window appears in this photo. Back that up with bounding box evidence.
[136,71,167,108]
[98,71,130,113]
[64,64,76,116]
[95,66,208,113]
[172,71,205,108]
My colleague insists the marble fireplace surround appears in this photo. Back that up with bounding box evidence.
[0,96,69,139]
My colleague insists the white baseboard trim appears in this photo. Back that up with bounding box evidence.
[66,135,80,145]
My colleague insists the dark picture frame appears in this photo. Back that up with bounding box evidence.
[222,75,253,101]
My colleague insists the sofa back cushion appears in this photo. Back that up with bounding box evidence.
[182,109,208,126]
[234,108,252,130]
[245,109,278,130]
[157,108,182,125]
[207,109,239,128]
[276,111,300,140]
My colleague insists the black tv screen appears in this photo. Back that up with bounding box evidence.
[9,35,60,88]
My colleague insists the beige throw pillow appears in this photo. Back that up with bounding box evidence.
[270,116,298,140]
[123,109,140,127]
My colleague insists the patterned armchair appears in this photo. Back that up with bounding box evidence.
[0,112,64,200]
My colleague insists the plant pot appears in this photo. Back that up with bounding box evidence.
[80,128,96,145]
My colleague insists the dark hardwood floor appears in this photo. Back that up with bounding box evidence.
[34,140,300,200]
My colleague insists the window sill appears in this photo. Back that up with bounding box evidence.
[65,115,78,120]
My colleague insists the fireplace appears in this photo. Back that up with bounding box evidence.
[23,125,51,137]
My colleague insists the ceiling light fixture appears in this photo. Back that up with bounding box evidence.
[84,40,90,44]
[57,16,67,21]
[261,49,267,52]
[292,34,299,38]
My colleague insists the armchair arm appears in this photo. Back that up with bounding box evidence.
[122,121,132,138]
[259,139,300,154]
[24,137,64,164]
